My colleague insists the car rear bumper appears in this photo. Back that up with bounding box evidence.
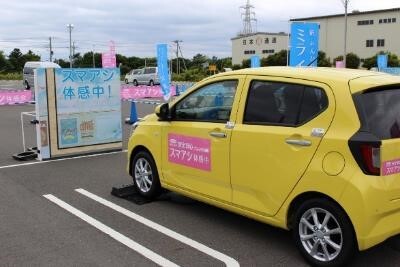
[341,172,400,250]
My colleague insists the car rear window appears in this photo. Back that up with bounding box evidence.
[354,87,400,139]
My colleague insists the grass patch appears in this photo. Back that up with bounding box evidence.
[0,73,23,80]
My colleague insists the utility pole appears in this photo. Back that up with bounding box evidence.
[172,40,183,74]
[92,45,95,67]
[49,37,53,62]
[342,0,349,67]
[67,24,74,68]
[72,41,76,67]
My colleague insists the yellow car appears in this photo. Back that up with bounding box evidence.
[127,67,400,266]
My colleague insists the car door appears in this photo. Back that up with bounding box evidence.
[161,77,244,202]
[230,76,335,216]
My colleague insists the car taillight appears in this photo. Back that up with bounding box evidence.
[360,145,380,175]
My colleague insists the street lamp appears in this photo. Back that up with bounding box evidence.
[67,24,74,68]
[342,0,349,67]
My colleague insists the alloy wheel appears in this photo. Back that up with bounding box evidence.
[298,207,343,262]
[134,158,153,193]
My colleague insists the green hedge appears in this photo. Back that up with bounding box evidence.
[0,73,22,80]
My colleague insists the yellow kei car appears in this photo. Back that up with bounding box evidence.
[127,67,400,266]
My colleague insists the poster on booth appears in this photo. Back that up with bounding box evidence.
[289,22,319,67]
[34,68,50,160]
[54,68,122,149]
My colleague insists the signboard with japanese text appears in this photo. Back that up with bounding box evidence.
[289,22,319,67]
[168,133,211,171]
[251,55,260,68]
[33,68,122,160]
[157,44,171,101]
[55,68,122,148]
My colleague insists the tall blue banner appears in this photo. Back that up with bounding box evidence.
[377,54,388,70]
[157,44,171,101]
[289,22,319,67]
[251,55,260,68]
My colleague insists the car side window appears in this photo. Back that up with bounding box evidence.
[173,80,238,122]
[243,81,328,126]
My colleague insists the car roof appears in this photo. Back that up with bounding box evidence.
[211,67,400,93]
[24,61,61,68]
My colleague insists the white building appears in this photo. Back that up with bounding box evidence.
[231,7,400,66]
[231,32,288,65]
[291,7,400,62]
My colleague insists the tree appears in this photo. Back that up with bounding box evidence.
[242,59,250,68]
[262,50,288,66]
[362,52,399,69]
[23,50,40,62]
[8,48,24,72]
[0,51,11,72]
[317,51,331,67]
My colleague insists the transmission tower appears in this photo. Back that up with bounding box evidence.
[240,0,257,35]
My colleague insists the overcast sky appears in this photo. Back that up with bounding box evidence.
[0,0,399,60]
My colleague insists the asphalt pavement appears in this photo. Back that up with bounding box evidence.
[1,99,400,266]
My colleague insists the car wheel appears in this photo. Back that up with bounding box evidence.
[133,80,138,86]
[131,151,161,199]
[125,79,129,84]
[24,81,30,90]
[149,80,154,86]
[293,198,356,267]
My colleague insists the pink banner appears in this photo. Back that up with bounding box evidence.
[336,61,345,68]
[168,133,211,171]
[0,90,32,105]
[121,85,176,100]
[102,52,116,68]
[382,158,400,176]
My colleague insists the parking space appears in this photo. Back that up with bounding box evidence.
[1,101,400,266]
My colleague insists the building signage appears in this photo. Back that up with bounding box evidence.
[289,22,319,67]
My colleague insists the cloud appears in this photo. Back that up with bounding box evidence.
[0,0,398,60]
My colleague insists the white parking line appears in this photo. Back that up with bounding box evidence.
[75,188,240,267]
[0,150,127,170]
[43,194,179,267]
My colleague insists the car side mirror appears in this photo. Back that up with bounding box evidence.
[155,103,170,121]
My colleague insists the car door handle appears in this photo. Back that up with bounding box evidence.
[285,139,312,147]
[209,132,227,138]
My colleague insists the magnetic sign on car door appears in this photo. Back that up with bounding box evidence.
[168,133,211,171]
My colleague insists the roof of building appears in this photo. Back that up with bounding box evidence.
[291,7,400,21]
[231,32,288,41]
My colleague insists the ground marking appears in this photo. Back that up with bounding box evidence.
[43,194,179,267]
[75,188,240,267]
[0,150,127,170]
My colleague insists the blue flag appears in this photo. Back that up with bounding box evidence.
[251,55,260,68]
[289,22,319,67]
[377,54,388,70]
[157,44,170,100]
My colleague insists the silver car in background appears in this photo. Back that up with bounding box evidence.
[124,67,159,86]
[23,61,61,89]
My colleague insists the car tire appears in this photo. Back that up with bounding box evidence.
[24,81,30,90]
[292,198,356,267]
[125,79,129,84]
[149,80,154,86]
[131,151,162,199]
[133,80,138,86]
